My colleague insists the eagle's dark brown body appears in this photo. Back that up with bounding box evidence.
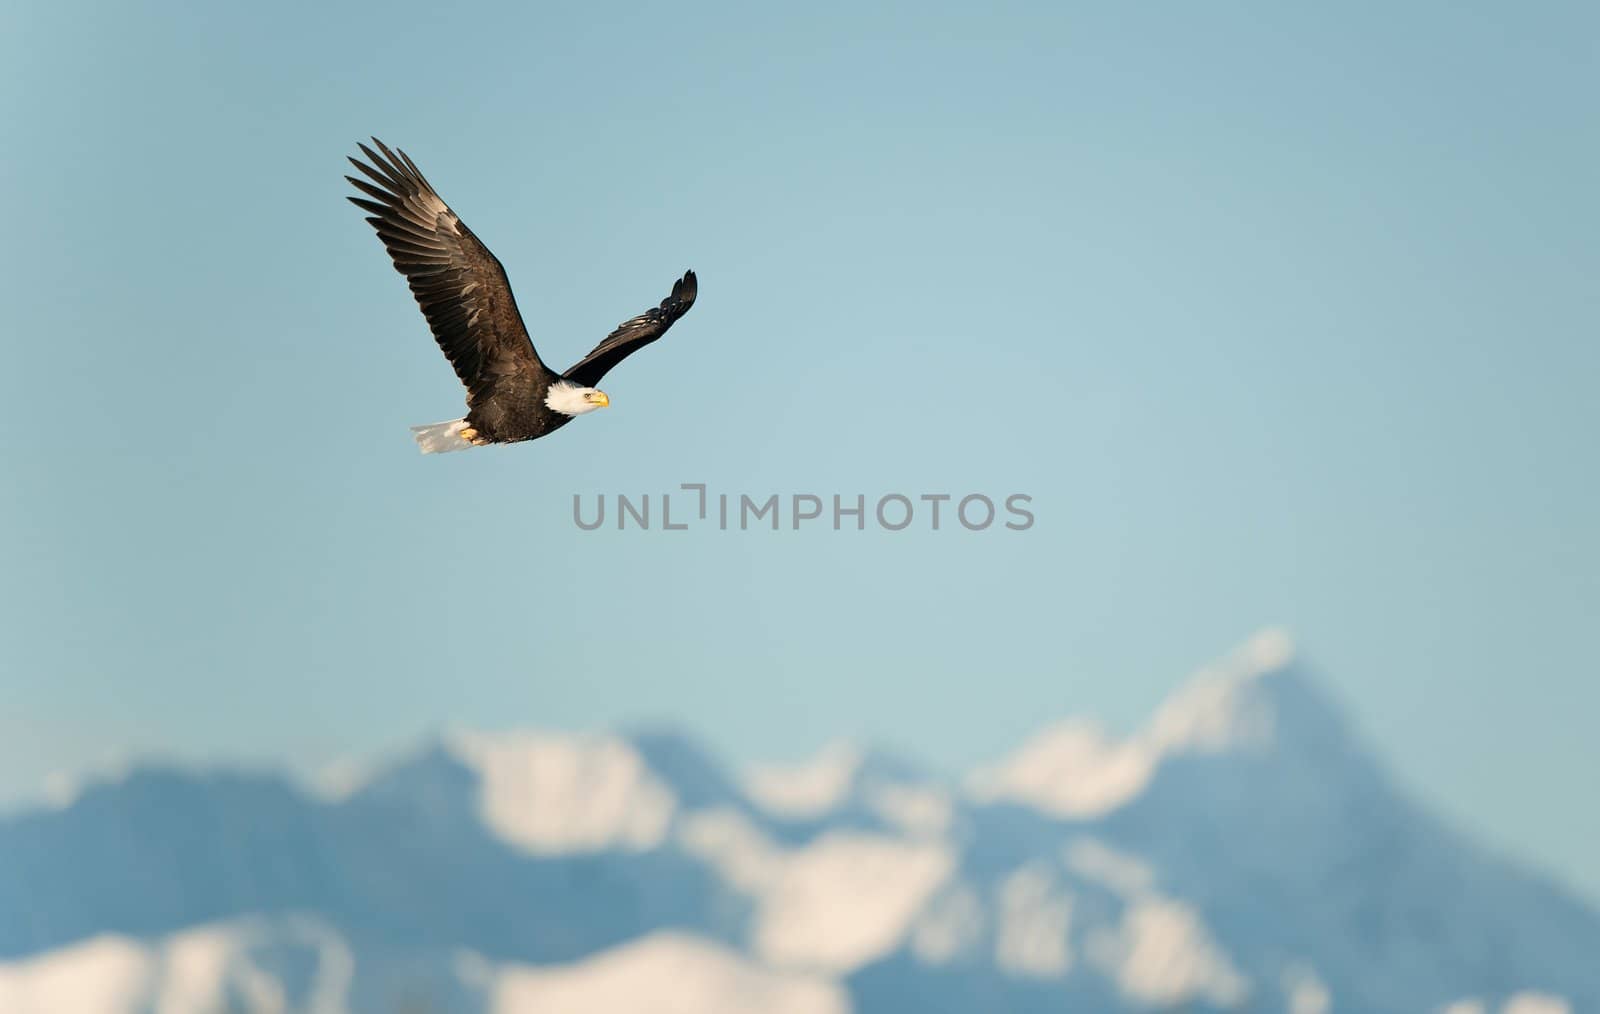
[346,139,697,448]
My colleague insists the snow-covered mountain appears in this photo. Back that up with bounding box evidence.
[2,631,1594,1014]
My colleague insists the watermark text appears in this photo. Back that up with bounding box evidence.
[573,484,1034,532]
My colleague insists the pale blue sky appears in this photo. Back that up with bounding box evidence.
[2,2,1596,898]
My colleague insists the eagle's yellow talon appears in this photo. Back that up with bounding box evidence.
[459,427,478,441]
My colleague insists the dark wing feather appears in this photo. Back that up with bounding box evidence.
[346,138,550,409]
[562,271,698,387]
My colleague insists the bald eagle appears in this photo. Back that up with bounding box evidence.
[346,139,697,453]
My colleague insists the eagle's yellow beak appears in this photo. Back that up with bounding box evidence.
[587,391,610,408]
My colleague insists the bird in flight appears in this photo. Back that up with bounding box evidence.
[346,139,697,453]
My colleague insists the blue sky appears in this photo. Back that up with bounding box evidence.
[2,2,1596,898]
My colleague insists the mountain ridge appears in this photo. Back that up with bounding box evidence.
[3,631,1594,1013]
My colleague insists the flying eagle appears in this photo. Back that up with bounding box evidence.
[346,139,697,453]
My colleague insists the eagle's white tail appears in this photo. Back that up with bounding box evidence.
[410,418,474,454]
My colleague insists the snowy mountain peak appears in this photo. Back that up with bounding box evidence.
[743,742,866,819]
[1146,627,1298,754]
[966,630,1354,818]
[741,741,951,837]
[1239,626,1296,672]
[1146,628,1361,766]
[966,720,1155,819]
[441,728,677,854]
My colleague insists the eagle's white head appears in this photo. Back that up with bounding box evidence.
[545,380,610,416]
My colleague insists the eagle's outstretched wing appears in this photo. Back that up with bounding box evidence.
[562,271,698,388]
[346,139,550,411]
